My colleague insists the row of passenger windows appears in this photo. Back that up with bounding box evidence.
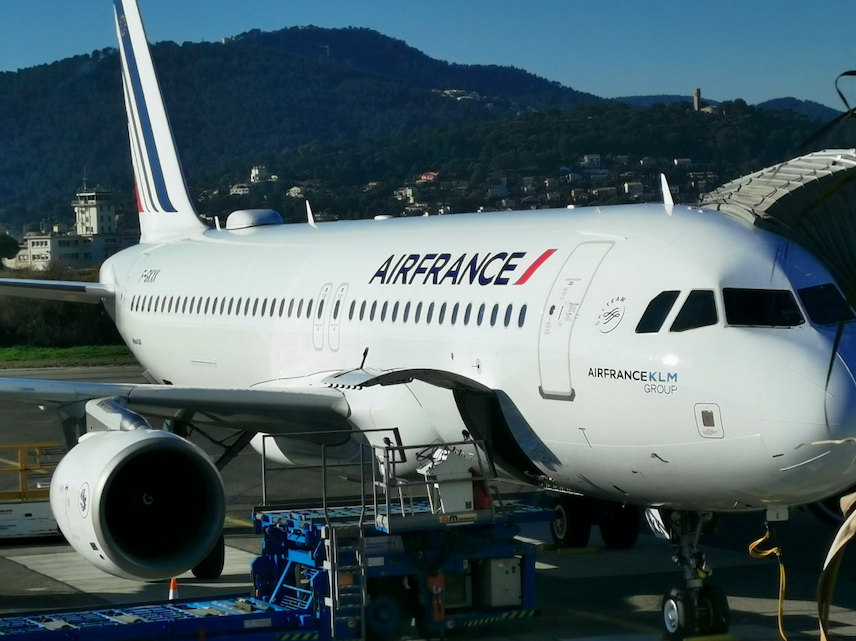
[129,293,529,329]
[636,284,853,334]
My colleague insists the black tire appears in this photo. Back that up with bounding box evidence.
[661,588,696,640]
[192,533,225,579]
[550,496,591,548]
[599,504,640,549]
[696,584,730,635]
[366,591,409,640]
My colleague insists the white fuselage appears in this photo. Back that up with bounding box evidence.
[100,204,856,511]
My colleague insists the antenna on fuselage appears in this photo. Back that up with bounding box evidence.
[359,347,369,369]
[660,174,674,207]
[306,200,317,228]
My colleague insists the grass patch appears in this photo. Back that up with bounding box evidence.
[0,345,138,368]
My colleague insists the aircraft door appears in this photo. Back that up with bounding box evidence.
[328,284,349,352]
[313,283,333,350]
[538,241,613,399]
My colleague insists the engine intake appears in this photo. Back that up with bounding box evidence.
[51,428,225,581]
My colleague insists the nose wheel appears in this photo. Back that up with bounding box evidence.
[651,509,730,639]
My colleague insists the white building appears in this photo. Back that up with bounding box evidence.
[230,184,249,196]
[3,187,137,271]
[250,165,269,183]
[73,187,116,235]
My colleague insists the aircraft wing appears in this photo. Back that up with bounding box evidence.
[0,279,115,304]
[0,377,352,435]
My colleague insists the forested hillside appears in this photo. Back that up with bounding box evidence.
[0,25,850,232]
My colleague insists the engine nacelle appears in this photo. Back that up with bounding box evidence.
[50,428,225,581]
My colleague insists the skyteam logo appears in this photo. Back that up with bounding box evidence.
[370,249,556,286]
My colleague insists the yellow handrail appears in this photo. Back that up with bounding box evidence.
[0,442,62,502]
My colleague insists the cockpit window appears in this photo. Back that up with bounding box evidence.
[723,289,804,327]
[670,290,717,332]
[636,291,680,334]
[797,284,855,325]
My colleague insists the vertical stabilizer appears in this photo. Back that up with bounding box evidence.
[114,0,207,243]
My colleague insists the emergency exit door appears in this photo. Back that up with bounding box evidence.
[538,242,613,399]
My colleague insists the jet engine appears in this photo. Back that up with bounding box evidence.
[50,403,225,581]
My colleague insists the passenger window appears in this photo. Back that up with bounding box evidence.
[160,297,166,312]
[220,298,226,315]
[334,300,341,320]
[348,300,355,320]
[636,291,680,334]
[269,299,276,317]
[227,298,234,315]
[307,299,313,318]
[798,284,855,325]
[477,303,486,326]
[504,304,512,327]
[166,297,172,313]
[197,297,203,314]
[451,303,459,325]
[415,302,423,323]
[147,297,153,312]
[670,290,717,332]
[439,303,447,325]
[381,301,388,322]
[154,296,160,311]
[252,299,258,316]
[204,298,210,314]
[213,297,219,314]
[359,301,366,321]
[236,298,242,315]
[392,302,399,322]
[288,299,295,317]
[464,303,472,325]
[317,299,324,319]
[518,304,527,327]
[427,302,435,324]
[261,299,267,317]
[297,299,303,317]
[182,298,188,314]
[490,304,499,326]
[279,299,285,317]
[370,301,377,321]
[723,289,804,327]
[404,302,411,323]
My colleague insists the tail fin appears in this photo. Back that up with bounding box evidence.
[113,0,207,243]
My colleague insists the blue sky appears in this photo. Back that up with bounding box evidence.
[1,0,854,109]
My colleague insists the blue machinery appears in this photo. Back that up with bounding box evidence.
[0,438,553,639]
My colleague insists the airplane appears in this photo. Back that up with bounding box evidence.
[0,0,854,638]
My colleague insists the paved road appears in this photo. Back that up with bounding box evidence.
[0,366,854,641]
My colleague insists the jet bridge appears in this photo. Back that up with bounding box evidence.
[699,148,856,301]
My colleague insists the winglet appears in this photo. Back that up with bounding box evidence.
[660,174,674,207]
[306,200,317,228]
[113,0,206,243]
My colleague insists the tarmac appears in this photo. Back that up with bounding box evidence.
[0,366,855,640]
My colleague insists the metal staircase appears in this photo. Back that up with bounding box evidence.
[324,525,367,639]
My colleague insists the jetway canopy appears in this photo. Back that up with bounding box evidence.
[699,149,856,301]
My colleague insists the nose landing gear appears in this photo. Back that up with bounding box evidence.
[650,509,730,640]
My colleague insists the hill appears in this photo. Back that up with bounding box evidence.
[0,26,599,227]
[755,97,840,122]
[613,95,720,108]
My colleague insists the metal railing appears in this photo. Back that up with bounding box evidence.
[0,442,63,502]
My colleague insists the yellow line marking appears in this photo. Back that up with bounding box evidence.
[0,457,19,466]
[224,516,253,528]
[568,608,661,634]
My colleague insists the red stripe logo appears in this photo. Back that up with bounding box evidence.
[514,249,556,285]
